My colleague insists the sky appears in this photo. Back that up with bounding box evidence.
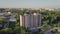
[0,0,60,8]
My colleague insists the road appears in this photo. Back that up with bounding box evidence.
[46,27,60,32]
[29,26,44,30]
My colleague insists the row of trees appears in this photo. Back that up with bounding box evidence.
[41,10,60,26]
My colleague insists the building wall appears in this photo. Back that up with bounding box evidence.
[24,14,29,28]
[20,15,23,26]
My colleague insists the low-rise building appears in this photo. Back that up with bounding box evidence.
[0,11,16,28]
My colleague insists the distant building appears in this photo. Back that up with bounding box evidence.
[0,8,5,13]
[20,13,41,29]
[0,11,16,28]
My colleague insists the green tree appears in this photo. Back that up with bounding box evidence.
[18,10,25,15]
[0,18,5,23]
[0,28,12,34]
[57,32,60,34]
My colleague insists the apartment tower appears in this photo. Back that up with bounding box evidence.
[20,13,41,29]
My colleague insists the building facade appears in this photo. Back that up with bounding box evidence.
[20,13,41,29]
